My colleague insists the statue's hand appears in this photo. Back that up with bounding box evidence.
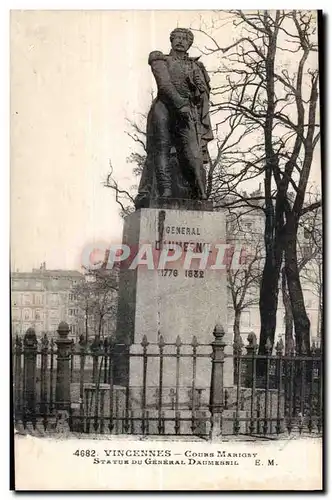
[177,104,191,121]
[193,69,206,92]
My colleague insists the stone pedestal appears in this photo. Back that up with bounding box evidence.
[115,205,232,391]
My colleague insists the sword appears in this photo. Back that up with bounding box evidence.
[190,101,206,199]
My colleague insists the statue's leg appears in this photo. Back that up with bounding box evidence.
[150,100,172,198]
[174,118,206,200]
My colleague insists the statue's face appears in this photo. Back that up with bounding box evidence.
[171,31,191,52]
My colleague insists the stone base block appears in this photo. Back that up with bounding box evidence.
[115,206,230,389]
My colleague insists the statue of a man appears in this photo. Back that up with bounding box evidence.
[135,28,213,209]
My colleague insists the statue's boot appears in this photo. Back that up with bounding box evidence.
[156,158,172,198]
[134,192,150,209]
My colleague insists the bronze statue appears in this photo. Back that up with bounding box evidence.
[135,28,213,209]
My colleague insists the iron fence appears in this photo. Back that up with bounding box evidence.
[13,322,323,438]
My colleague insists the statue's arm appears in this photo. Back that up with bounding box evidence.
[148,51,189,110]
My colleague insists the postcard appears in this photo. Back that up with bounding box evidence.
[11,9,323,491]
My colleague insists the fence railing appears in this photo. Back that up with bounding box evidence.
[13,322,323,438]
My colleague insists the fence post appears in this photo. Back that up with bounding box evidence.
[55,322,72,428]
[209,323,226,439]
[23,328,38,429]
[245,332,257,387]
[40,333,49,429]
[14,335,23,422]
[315,344,322,433]
[233,335,244,385]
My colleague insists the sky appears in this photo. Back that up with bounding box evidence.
[10,10,321,272]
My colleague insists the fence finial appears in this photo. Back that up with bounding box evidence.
[175,335,182,347]
[276,336,284,355]
[289,336,295,355]
[41,332,49,350]
[213,323,225,340]
[265,337,273,353]
[57,321,70,338]
[247,331,257,347]
[191,335,198,347]
[24,327,37,347]
[141,334,149,348]
[158,334,165,348]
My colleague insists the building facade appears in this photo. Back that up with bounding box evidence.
[11,264,84,339]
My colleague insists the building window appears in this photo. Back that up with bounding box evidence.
[241,311,251,329]
[11,293,19,306]
[12,308,20,320]
[23,308,32,320]
[49,293,58,306]
[34,294,43,305]
[13,324,21,336]
[69,308,78,316]
[22,293,32,306]
[49,309,59,320]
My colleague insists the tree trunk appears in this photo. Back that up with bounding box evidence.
[258,233,283,355]
[284,217,311,354]
[98,316,103,340]
[85,308,89,344]
[257,206,283,377]
[233,308,242,385]
[233,310,241,342]
[318,268,323,342]
[281,265,294,354]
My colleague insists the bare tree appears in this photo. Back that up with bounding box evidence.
[281,195,322,352]
[298,202,323,338]
[104,115,147,217]
[73,268,118,342]
[196,10,320,354]
[227,212,263,341]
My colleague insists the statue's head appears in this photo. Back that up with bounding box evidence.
[170,28,194,52]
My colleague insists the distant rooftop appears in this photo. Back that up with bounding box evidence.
[11,264,84,279]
